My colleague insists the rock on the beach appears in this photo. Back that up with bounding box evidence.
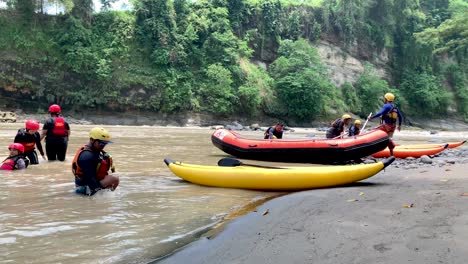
[250,123,261,130]
[420,155,433,164]
[429,130,438,135]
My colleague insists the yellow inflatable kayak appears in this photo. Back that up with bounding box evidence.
[164,157,395,190]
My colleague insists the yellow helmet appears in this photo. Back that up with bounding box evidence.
[384,93,395,102]
[355,120,362,125]
[342,114,352,120]
[89,127,112,142]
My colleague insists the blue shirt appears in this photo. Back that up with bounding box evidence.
[371,103,402,126]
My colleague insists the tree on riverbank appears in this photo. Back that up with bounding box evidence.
[0,0,466,123]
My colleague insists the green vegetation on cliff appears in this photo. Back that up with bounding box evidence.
[0,0,467,122]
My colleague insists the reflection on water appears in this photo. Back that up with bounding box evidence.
[0,123,465,263]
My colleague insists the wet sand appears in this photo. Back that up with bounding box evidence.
[156,163,468,264]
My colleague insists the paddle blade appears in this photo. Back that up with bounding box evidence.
[218,158,243,167]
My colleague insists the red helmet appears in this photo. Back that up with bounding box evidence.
[8,143,25,153]
[49,104,61,113]
[25,120,40,130]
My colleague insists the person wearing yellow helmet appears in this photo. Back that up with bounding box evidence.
[348,119,362,137]
[72,127,119,196]
[368,92,403,156]
[40,104,71,161]
[264,123,284,139]
[326,114,352,139]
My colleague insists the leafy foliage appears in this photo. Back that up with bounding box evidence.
[0,0,467,121]
[270,39,335,120]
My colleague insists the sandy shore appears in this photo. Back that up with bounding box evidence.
[156,162,468,264]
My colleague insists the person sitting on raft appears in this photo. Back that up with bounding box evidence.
[72,127,119,196]
[14,120,46,165]
[264,123,284,139]
[326,114,352,139]
[348,119,362,137]
[0,143,29,170]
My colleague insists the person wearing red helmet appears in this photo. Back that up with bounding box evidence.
[1,143,29,170]
[14,120,45,164]
[40,104,71,161]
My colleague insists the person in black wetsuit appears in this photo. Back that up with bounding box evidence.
[72,127,119,196]
[14,120,45,164]
[348,119,362,137]
[326,114,352,139]
[264,123,284,139]
[40,104,71,161]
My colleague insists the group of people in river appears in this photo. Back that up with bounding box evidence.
[1,104,119,196]
[265,92,402,156]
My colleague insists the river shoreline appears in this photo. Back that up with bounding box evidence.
[12,111,468,132]
[155,161,468,264]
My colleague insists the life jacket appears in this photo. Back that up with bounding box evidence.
[384,104,399,125]
[264,127,283,139]
[15,128,36,152]
[1,156,22,170]
[51,117,68,137]
[72,145,114,181]
[96,154,114,181]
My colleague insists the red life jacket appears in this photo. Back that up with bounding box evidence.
[96,158,112,181]
[20,142,36,152]
[52,117,68,137]
[1,156,20,170]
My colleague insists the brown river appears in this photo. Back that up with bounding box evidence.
[0,122,466,263]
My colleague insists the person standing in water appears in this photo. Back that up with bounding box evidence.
[14,120,45,164]
[40,104,71,161]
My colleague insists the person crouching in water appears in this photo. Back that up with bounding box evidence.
[14,120,46,164]
[326,114,352,139]
[72,127,119,196]
[1,143,29,170]
[348,120,362,137]
[264,123,284,139]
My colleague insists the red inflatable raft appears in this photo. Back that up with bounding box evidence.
[211,129,389,163]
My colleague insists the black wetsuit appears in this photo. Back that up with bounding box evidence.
[43,117,70,161]
[264,127,283,139]
[348,126,361,137]
[326,119,345,139]
[14,128,44,164]
[74,144,102,193]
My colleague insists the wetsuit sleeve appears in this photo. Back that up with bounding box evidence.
[35,132,45,156]
[371,104,391,119]
[65,122,71,138]
[268,128,274,139]
[77,151,101,191]
[14,132,21,143]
